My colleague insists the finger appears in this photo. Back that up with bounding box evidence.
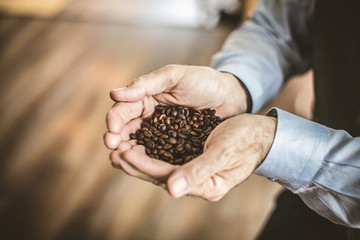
[121,148,177,181]
[104,132,121,150]
[117,141,132,152]
[167,147,229,198]
[110,65,185,102]
[118,118,143,141]
[106,101,143,133]
[110,150,160,184]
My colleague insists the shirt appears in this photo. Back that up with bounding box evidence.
[210,0,360,228]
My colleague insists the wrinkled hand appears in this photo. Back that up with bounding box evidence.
[104,64,248,150]
[110,114,277,201]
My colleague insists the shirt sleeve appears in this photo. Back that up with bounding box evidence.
[255,108,360,228]
[210,0,313,113]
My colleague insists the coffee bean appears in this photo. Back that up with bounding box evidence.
[178,138,185,145]
[132,105,221,165]
[180,129,190,135]
[160,134,169,139]
[163,144,172,150]
[138,132,144,140]
[158,138,165,145]
[154,131,162,137]
[168,130,177,138]
[176,144,184,152]
[144,130,152,137]
[179,114,186,120]
[146,141,155,149]
[163,152,173,159]
[184,143,192,153]
[190,131,198,136]
[184,156,193,162]
[178,133,188,139]
[141,122,150,128]
[165,117,172,125]
[175,159,183,164]
[160,124,167,132]
[159,114,166,121]
[168,137,177,144]
[171,110,178,117]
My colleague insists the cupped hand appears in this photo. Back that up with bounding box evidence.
[104,64,248,150]
[111,114,277,201]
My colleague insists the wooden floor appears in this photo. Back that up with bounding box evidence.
[0,2,283,240]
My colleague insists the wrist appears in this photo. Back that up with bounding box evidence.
[221,72,252,114]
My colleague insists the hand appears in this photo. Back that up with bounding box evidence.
[112,114,277,201]
[104,64,248,150]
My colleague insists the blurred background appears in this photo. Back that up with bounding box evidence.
[0,0,313,239]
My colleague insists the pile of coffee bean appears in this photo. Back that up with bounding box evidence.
[130,105,222,165]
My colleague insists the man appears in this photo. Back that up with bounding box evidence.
[104,0,360,239]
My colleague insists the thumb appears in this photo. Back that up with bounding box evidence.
[110,65,185,102]
[167,148,224,198]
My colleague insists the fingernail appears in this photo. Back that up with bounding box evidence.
[171,177,188,197]
[112,87,127,91]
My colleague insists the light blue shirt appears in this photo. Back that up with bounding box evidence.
[211,0,360,228]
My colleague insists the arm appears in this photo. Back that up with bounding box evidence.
[211,0,313,113]
[255,108,360,228]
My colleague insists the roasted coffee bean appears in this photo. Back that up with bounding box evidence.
[184,156,193,162]
[171,110,178,117]
[178,138,185,145]
[159,124,167,132]
[158,138,165,145]
[165,117,172,125]
[144,130,152,137]
[163,144,172,150]
[141,122,150,128]
[180,129,190,135]
[168,137,177,145]
[175,159,183,164]
[160,134,169,139]
[146,141,155,149]
[159,114,166,121]
[168,130,177,138]
[176,144,184,152]
[138,132,145,140]
[163,152,173,159]
[132,105,221,165]
[178,133,188,139]
[179,114,186,120]
[184,143,192,153]
[190,131,198,136]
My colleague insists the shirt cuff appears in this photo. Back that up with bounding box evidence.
[254,108,330,191]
